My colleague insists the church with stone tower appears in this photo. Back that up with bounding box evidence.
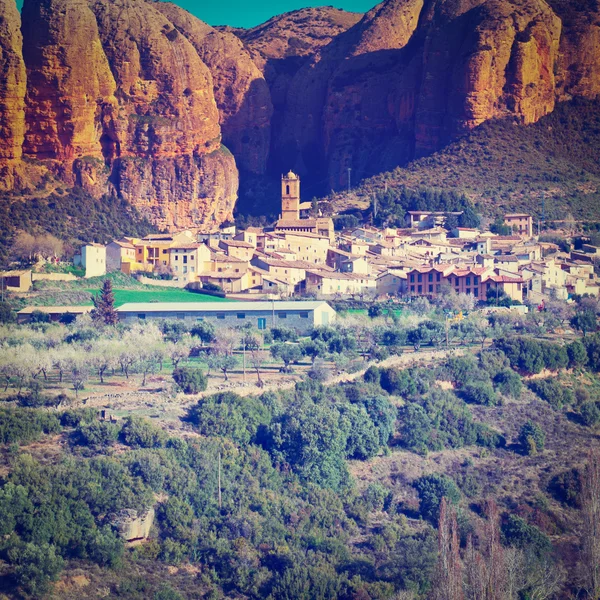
[274,171,334,242]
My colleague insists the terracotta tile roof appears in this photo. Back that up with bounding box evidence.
[220,239,254,248]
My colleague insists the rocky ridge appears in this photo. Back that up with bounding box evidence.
[4,0,241,231]
[0,0,26,189]
[273,0,597,190]
[1,0,600,227]
[156,2,273,176]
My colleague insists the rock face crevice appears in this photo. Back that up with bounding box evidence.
[0,0,26,189]
[7,0,238,231]
[271,0,576,190]
[156,2,273,176]
[1,0,600,220]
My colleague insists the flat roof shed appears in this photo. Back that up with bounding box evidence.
[116,300,336,332]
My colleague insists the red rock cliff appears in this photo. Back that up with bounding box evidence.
[0,0,26,189]
[156,3,273,176]
[11,0,238,231]
[270,0,599,190]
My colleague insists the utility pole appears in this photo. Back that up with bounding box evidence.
[445,315,449,349]
[218,452,222,509]
[242,336,246,384]
[347,167,352,193]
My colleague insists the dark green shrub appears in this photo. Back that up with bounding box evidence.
[399,404,432,454]
[8,542,64,597]
[76,421,120,448]
[120,416,166,448]
[0,408,61,444]
[363,365,381,385]
[528,378,574,410]
[29,310,50,324]
[272,327,298,342]
[188,392,272,445]
[567,340,588,367]
[380,368,417,397]
[190,321,215,344]
[462,382,499,406]
[475,424,505,448]
[494,369,522,398]
[580,401,600,427]
[548,468,582,508]
[172,367,207,394]
[501,514,552,558]
[340,404,381,460]
[519,420,545,455]
[0,301,15,323]
[368,304,383,318]
[59,408,97,428]
[413,473,461,523]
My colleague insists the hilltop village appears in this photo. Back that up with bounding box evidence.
[6,172,598,319]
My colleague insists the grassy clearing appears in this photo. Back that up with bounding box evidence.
[86,287,232,306]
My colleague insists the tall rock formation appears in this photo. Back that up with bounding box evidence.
[274,0,570,190]
[156,2,273,175]
[0,0,26,189]
[233,7,362,176]
[15,0,238,231]
[2,0,600,223]
[21,0,117,165]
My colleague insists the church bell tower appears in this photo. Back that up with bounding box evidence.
[281,171,300,221]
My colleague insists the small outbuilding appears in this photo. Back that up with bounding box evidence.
[116,300,336,332]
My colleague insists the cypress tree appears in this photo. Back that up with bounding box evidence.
[92,279,119,325]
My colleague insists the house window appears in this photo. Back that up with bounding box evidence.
[428,273,433,282]
[410,286,415,292]
[183,256,187,264]
[474,288,479,297]
[217,313,225,320]
[437,273,441,282]
[278,312,287,319]
[137,314,146,320]
[300,312,309,319]
[466,276,471,285]
[418,285,422,293]
[474,277,478,285]
[410,274,415,283]
[466,288,471,295]
[436,284,441,293]
[417,274,422,283]
[162,249,167,254]
[237,313,245,319]
[175,255,178,261]
[429,285,433,293]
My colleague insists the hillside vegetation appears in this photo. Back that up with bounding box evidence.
[0,189,155,267]
[1,297,600,598]
[328,99,600,222]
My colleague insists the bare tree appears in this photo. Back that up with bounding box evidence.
[434,498,463,600]
[464,499,507,600]
[248,349,267,387]
[581,449,600,599]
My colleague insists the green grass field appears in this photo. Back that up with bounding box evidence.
[85,287,233,307]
